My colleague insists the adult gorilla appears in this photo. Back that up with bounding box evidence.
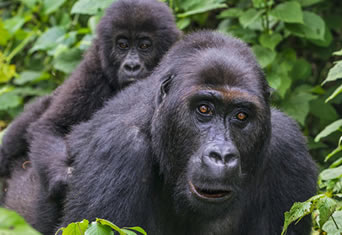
[62,31,317,235]
[1,0,180,233]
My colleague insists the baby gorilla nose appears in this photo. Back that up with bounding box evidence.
[123,61,142,77]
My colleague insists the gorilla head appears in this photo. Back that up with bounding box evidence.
[151,31,271,216]
[97,0,180,88]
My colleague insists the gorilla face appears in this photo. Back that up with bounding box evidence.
[152,40,271,215]
[114,33,155,88]
[97,0,180,89]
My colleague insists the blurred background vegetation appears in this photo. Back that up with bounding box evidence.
[0,0,341,233]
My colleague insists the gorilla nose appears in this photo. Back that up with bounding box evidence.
[203,144,240,168]
[124,62,142,76]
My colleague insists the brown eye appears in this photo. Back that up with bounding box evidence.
[197,104,213,115]
[139,42,151,50]
[119,42,129,49]
[140,43,148,49]
[236,112,248,121]
[117,39,129,49]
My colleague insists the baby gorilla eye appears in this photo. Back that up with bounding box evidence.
[236,112,248,121]
[138,39,152,50]
[117,39,129,49]
[197,104,213,116]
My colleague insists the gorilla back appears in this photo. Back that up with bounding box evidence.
[63,31,317,235]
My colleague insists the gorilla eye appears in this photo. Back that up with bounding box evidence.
[236,112,248,121]
[138,40,152,51]
[117,39,129,50]
[197,104,213,116]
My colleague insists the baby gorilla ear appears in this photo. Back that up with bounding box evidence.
[157,74,175,104]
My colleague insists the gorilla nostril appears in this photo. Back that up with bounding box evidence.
[132,65,141,73]
[209,151,223,163]
[223,153,238,164]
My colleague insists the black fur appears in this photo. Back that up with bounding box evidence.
[61,31,318,235]
[2,0,180,234]
[0,95,51,177]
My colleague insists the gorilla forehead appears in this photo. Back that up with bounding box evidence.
[99,0,176,34]
[164,32,266,98]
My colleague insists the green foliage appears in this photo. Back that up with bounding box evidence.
[282,49,342,234]
[1,0,342,233]
[56,218,147,235]
[0,208,41,235]
[0,208,147,235]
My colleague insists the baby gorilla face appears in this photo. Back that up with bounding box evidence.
[115,35,154,88]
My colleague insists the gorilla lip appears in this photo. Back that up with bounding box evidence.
[189,181,233,201]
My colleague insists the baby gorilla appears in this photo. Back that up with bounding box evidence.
[61,31,317,235]
[1,0,180,234]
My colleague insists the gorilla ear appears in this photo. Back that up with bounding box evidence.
[158,75,175,104]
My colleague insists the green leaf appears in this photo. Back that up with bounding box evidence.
[53,48,82,74]
[325,145,342,162]
[43,0,67,14]
[310,99,338,124]
[326,84,342,103]
[217,8,243,19]
[322,61,342,85]
[11,87,50,96]
[0,53,17,83]
[259,32,282,50]
[270,1,303,23]
[290,58,311,81]
[296,0,323,7]
[176,18,191,30]
[316,197,337,227]
[0,20,11,45]
[239,9,264,29]
[19,0,41,8]
[88,16,101,34]
[30,27,66,52]
[71,0,114,15]
[281,201,312,235]
[334,49,342,56]
[320,165,342,181]
[120,229,137,235]
[96,219,125,235]
[0,93,22,110]
[267,71,291,98]
[322,211,342,234]
[14,70,46,85]
[177,0,226,18]
[57,219,89,235]
[123,227,147,235]
[252,45,276,68]
[85,222,114,235]
[310,26,332,47]
[281,87,317,125]
[0,208,41,235]
[315,119,342,142]
[286,11,325,40]
[79,35,94,50]
[4,16,26,35]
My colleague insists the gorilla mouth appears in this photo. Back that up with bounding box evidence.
[122,78,137,87]
[189,181,233,201]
